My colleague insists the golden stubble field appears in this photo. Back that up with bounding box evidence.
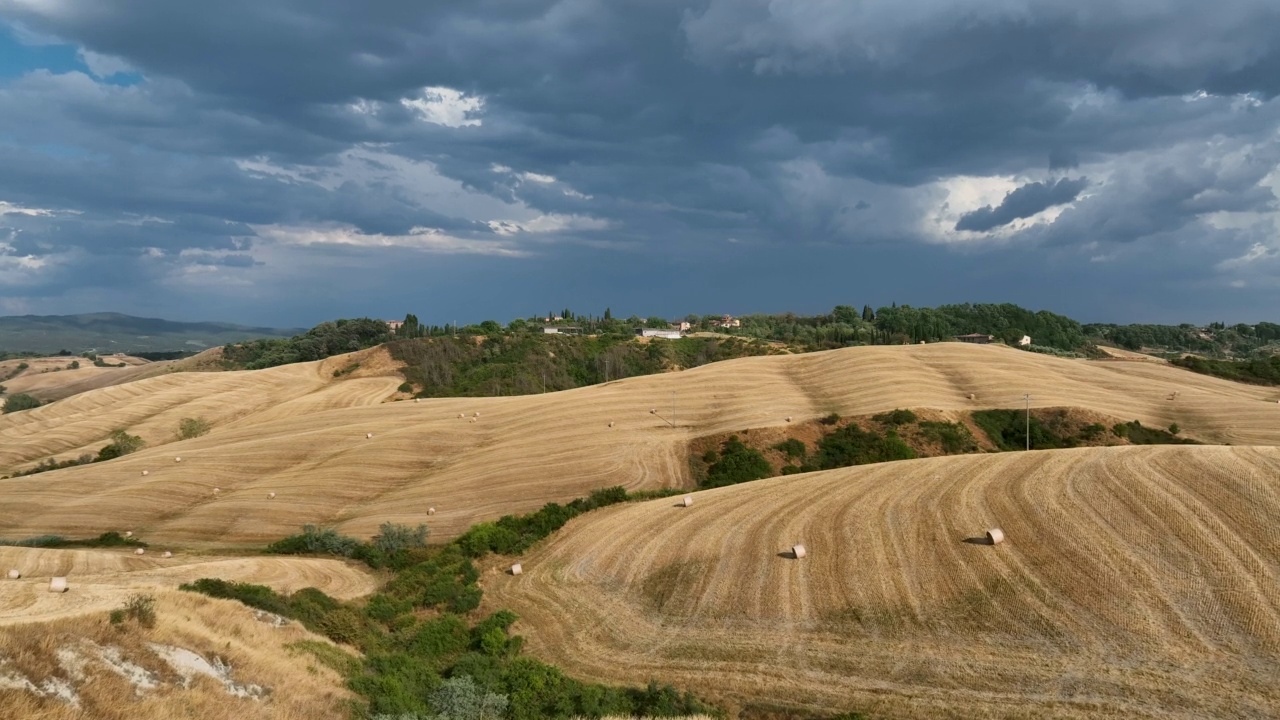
[2,343,1279,547]
[484,444,1280,719]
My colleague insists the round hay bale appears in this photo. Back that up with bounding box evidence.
[785,416,792,422]
[414,398,421,403]
[6,569,20,580]
[682,495,693,507]
[366,432,373,439]
[967,393,976,400]
[141,470,149,477]
[427,507,436,515]
[174,457,182,463]
[124,531,133,538]
[792,544,807,559]
[213,487,221,494]
[134,548,145,556]
[268,492,277,499]
[986,528,1005,545]
[473,412,480,418]
[458,413,465,419]
[510,563,523,576]
[608,421,615,428]
[162,551,172,559]
[49,577,68,593]
[649,408,657,414]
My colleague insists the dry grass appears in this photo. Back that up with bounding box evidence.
[2,343,1278,547]
[484,444,1280,719]
[0,589,358,719]
[0,547,377,626]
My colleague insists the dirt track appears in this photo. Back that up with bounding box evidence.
[0,547,377,626]
[485,444,1280,719]
[1,343,1278,545]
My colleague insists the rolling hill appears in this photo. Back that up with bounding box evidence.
[0,312,300,354]
[1,342,1278,548]
[483,444,1280,718]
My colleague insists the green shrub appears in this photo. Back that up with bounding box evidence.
[918,421,978,454]
[973,409,1064,451]
[873,408,918,426]
[266,524,362,557]
[109,609,126,625]
[1168,423,1180,435]
[814,424,916,469]
[772,438,807,458]
[398,381,414,393]
[2,393,41,414]
[819,412,841,425]
[703,436,772,488]
[429,675,508,720]
[176,416,211,440]
[97,429,144,461]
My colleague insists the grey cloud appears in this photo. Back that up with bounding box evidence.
[2,1,1280,325]
[956,177,1089,232]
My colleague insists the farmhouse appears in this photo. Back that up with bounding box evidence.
[385,320,405,332]
[637,328,683,340]
[669,320,692,332]
[709,315,741,329]
[1018,335,1032,346]
[543,326,583,336]
[955,333,995,344]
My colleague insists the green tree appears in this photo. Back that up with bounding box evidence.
[603,307,612,320]
[97,429,145,460]
[176,417,212,440]
[863,305,875,322]
[2,393,41,414]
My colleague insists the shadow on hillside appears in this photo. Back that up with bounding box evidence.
[962,536,995,545]
[777,550,800,559]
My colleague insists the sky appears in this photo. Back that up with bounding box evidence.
[1,0,1279,327]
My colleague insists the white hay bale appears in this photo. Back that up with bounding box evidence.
[649,408,657,414]
[473,412,480,418]
[785,416,792,422]
[141,470,149,477]
[414,398,420,403]
[469,417,476,423]
[268,492,276,499]
[510,563,523,576]
[792,544,807,559]
[213,487,221,494]
[608,421,615,428]
[174,457,182,463]
[458,413,465,419]
[427,507,436,515]
[134,548,145,556]
[124,531,133,538]
[49,577,67,593]
[366,432,373,439]
[6,569,19,580]
[682,495,693,507]
[162,551,172,559]
[967,393,976,400]
[986,528,1005,545]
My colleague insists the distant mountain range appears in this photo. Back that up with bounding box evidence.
[0,312,303,354]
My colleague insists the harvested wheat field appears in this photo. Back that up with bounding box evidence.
[0,547,376,626]
[2,343,1279,546]
[485,444,1280,719]
[0,589,359,719]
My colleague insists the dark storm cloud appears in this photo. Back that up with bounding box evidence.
[956,177,1089,232]
[1,0,1279,323]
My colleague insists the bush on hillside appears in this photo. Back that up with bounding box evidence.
[703,436,773,488]
[813,424,916,469]
[872,409,918,426]
[2,393,41,414]
[772,438,807,459]
[176,416,211,440]
[97,429,144,460]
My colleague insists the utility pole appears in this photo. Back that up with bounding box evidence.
[1023,393,1031,451]
[672,390,676,430]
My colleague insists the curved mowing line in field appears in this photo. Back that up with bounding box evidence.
[485,445,1280,719]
